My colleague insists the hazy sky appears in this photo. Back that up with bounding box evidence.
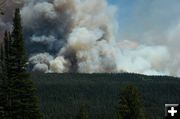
[108,0,180,43]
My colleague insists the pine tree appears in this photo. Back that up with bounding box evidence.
[0,8,42,119]
[116,84,146,119]
[76,104,90,119]
[10,8,41,119]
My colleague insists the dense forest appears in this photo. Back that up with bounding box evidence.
[31,73,180,119]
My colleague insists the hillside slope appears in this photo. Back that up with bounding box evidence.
[31,73,180,119]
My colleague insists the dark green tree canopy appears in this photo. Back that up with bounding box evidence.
[76,104,90,119]
[116,84,146,119]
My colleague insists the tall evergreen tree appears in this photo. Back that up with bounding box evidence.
[116,84,146,119]
[0,8,42,119]
[10,8,41,119]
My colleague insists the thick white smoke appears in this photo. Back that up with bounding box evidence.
[21,0,175,75]
[21,0,122,73]
[1,0,180,76]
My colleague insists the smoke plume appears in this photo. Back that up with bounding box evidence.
[0,0,180,76]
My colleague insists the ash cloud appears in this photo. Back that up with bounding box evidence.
[0,0,180,76]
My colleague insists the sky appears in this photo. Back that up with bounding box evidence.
[108,0,180,43]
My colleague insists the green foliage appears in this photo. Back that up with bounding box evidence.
[116,84,146,119]
[12,8,27,73]
[76,104,90,119]
[31,73,180,119]
[0,40,4,72]
[0,31,11,119]
[0,41,4,118]
[0,8,42,119]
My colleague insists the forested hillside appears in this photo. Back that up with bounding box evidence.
[31,73,180,119]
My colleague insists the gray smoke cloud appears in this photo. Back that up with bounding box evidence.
[0,0,180,76]
[0,0,22,39]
